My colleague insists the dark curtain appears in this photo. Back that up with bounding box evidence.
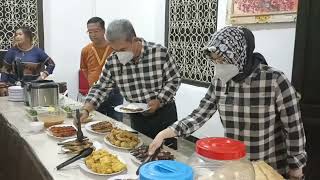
[292,0,320,179]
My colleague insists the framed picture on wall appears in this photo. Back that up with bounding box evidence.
[228,0,298,24]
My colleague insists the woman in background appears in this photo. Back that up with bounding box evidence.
[0,26,55,84]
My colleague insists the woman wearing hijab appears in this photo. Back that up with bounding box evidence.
[149,26,306,179]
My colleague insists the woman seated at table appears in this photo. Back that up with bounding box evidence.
[0,26,55,85]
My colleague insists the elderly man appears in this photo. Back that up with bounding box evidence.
[81,19,181,149]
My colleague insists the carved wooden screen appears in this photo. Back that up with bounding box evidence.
[166,0,218,85]
[0,0,43,50]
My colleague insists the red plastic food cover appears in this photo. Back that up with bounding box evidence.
[196,137,246,160]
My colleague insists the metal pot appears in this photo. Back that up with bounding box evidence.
[26,80,59,107]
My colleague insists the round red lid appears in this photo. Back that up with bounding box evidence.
[195,137,246,160]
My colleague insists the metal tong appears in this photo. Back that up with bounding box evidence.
[56,147,93,170]
[75,109,84,142]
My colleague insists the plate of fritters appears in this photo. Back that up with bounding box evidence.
[85,121,114,135]
[79,149,127,176]
[104,128,142,150]
[130,145,174,164]
[58,138,93,154]
[46,124,77,140]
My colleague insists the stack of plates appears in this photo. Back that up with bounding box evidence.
[8,86,24,102]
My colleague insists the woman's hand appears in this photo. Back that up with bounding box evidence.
[148,128,177,155]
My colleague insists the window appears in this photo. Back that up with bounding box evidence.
[165,0,218,86]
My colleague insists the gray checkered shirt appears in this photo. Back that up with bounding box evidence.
[85,39,181,107]
[171,64,306,175]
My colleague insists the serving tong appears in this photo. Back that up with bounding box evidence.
[75,109,84,142]
[56,147,93,170]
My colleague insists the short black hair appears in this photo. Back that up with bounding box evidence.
[16,26,34,43]
[87,17,105,30]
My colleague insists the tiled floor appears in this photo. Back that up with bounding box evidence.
[123,114,195,157]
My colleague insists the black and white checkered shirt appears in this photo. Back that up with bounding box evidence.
[171,64,306,175]
[85,39,181,107]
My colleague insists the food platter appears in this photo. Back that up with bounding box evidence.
[104,136,143,150]
[104,129,143,150]
[129,145,174,165]
[46,124,77,140]
[114,103,150,113]
[78,149,127,176]
[84,120,114,135]
[59,138,94,154]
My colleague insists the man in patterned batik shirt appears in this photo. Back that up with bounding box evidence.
[149,26,307,179]
[81,19,181,149]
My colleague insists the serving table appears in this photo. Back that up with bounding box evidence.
[0,96,188,180]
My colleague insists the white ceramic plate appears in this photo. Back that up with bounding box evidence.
[84,120,114,135]
[8,98,24,102]
[78,156,127,176]
[46,124,77,140]
[104,135,143,150]
[114,103,150,113]
[108,174,138,180]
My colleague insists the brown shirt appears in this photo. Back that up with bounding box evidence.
[80,43,113,86]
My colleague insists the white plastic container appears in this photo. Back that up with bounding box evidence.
[187,137,255,180]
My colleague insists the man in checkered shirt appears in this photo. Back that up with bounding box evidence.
[80,19,181,149]
[149,26,307,178]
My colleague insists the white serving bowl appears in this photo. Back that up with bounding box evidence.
[30,121,44,133]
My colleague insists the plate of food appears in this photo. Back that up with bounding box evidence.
[85,121,114,135]
[114,103,150,113]
[78,149,127,176]
[58,138,94,154]
[130,145,175,164]
[104,128,143,150]
[46,124,77,140]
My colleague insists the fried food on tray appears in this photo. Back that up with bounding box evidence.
[120,104,143,112]
[120,107,143,112]
[58,138,94,154]
[85,149,126,174]
[106,128,140,149]
[49,126,76,137]
[130,145,174,163]
[58,138,90,146]
[91,121,113,133]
